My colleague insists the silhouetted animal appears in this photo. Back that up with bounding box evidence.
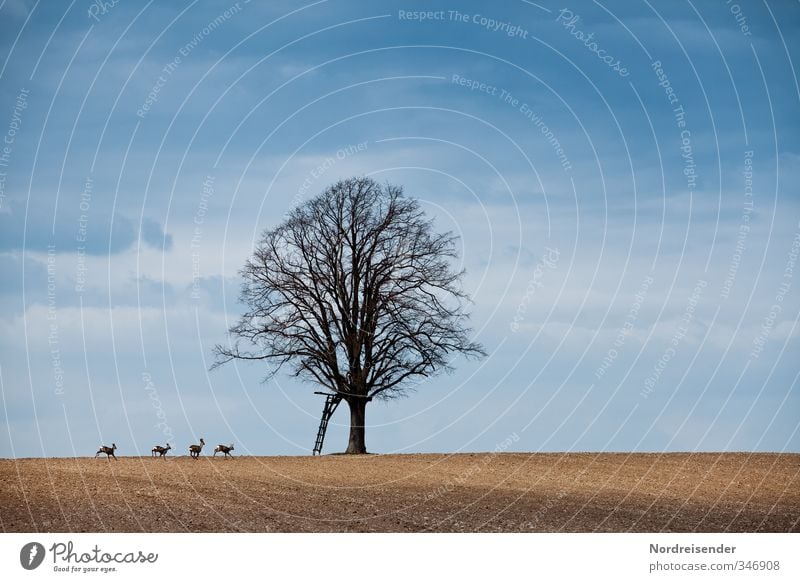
[189,438,205,459]
[151,443,171,458]
[95,443,117,460]
[213,443,234,458]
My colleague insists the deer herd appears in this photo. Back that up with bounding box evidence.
[94,439,235,460]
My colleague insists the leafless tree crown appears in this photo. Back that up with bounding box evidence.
[214,177,485,401]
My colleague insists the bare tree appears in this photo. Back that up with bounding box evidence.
[213,177,484,453]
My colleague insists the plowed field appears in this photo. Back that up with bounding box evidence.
[2,453,797,532]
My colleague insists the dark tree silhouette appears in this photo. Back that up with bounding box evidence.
[213,177,484,453]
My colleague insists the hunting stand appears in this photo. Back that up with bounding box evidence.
[312,391,342,455]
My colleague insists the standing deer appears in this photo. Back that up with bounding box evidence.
[188,438,205,459]
[151,443,171,458]
[213,443,234,458]
[95,443,117,460]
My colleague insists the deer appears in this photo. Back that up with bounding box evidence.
[95,443,117,460]
[213,443,234,458]
[188,438,205,459]
[151,443,171,458]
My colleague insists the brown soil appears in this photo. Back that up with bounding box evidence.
[1,453,797,532]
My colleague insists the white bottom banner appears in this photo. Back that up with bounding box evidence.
[1,533,797,581]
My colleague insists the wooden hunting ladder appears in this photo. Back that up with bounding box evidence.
[312,391,342,455]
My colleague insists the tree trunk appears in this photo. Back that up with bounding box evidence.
[345,397,367,454]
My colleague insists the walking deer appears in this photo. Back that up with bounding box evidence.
[151,443,171,457]
[95,443,117,460]
[188,438,205,459]
[213,443,234,458]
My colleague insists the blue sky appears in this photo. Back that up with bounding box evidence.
[1,0,798,457]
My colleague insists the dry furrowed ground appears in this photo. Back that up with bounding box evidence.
[1,453,798,533]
